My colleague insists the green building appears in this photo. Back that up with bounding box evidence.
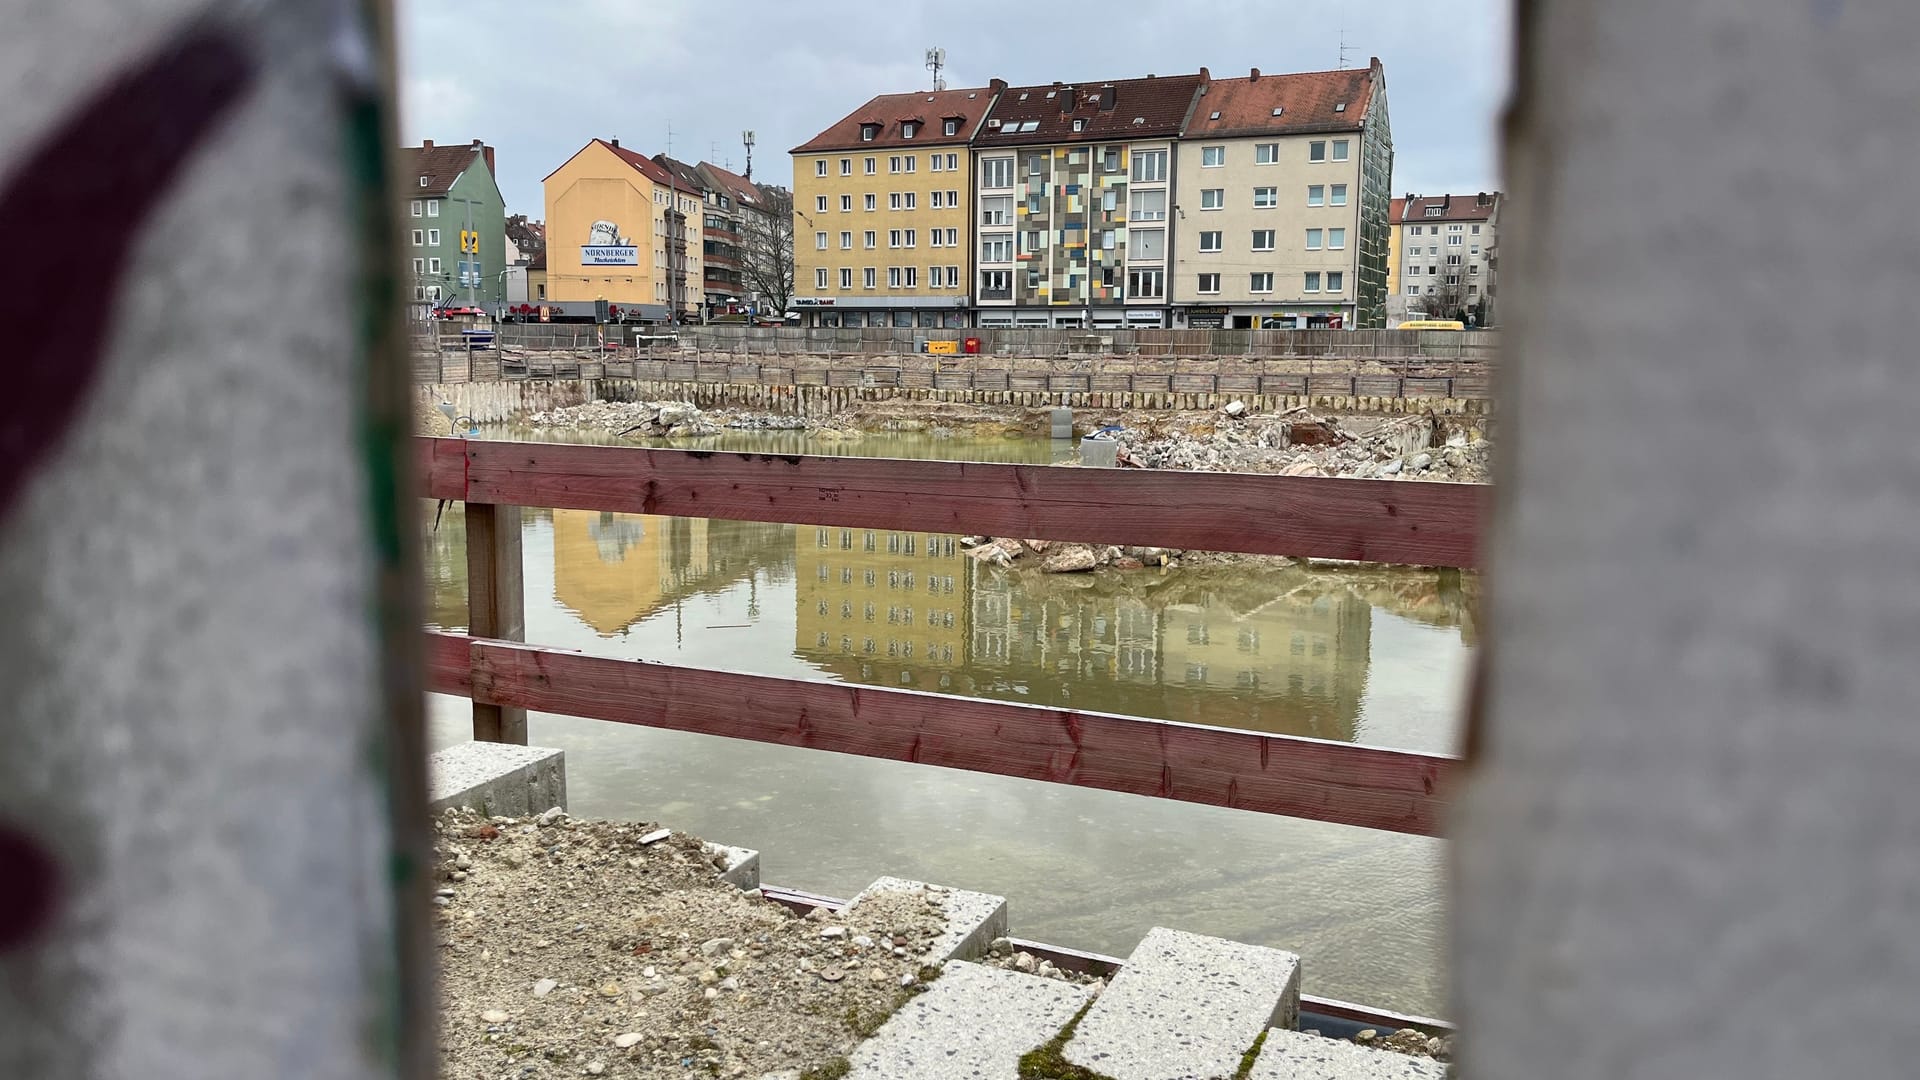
[397,139,504,311]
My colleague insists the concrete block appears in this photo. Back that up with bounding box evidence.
[703,843,761,890]
[1064,927,1301,1080]
[1248,1030,1448,1079]
[427,741,566,816]
[847,960,1092,1080]
[849,876,1008,962]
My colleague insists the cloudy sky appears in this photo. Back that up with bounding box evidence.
[398,0,1512,218]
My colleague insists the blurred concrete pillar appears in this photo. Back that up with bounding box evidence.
[0,3,428,1078]
[1457,2,1920,1078]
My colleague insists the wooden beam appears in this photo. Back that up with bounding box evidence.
[426,632,1454,836]
[416,438,1482,568]
[462,506,526,743]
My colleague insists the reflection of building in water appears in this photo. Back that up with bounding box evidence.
[794,527,968,690]
[552,511,792,636]
[966,565,1372,742]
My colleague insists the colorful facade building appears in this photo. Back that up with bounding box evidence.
[970,73,1204,329]
[543,138,702,321]
[789,86,998,329]
[1170,62,1393,329]
[397,139,504,312]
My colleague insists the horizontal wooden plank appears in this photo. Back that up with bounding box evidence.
[427,630,475,697]
[422,438,1482,566]
[430,633,1453,836]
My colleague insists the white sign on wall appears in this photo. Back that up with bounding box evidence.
[581,218,637,265]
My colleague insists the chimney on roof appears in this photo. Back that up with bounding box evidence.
[1249,67,1261,81]
[990,78,1007,92]
[472,139,495,175]
[610,138,620,148]
[1060,86,1076,113]
[1198,66,1209,82]
[421,139,433,149]
[1100,85,1117,112]
[1478,191,1492,205]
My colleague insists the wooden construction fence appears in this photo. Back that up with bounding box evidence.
[420,437,1482,837]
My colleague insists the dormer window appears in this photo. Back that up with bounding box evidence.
[1071,119,1085,132]
[902,121,918,138]
[418,176,429,187]
[943,118,959,136]
[861,123,879,141]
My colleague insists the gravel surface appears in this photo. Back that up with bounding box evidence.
[432,809,951,1079]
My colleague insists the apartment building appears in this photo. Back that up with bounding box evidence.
[790,87,997,328]
[543,138,700,320]
[1394,191,1500,322]
[1169,61,1392,329]
[794,527,968,689]
[970,73,1205,328]
[697,161,783,315]
[396,139,504,312]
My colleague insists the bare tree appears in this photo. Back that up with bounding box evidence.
[1422,265,1473,323]
[738,185,794,318]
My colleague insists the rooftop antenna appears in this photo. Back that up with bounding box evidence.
[1337,13,1355,69]
[926,46,947,91]
[741,130,755,181]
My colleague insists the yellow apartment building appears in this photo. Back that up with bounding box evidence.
[551,510,709,635]
[790,86,1001,329]
[544,138,703,320]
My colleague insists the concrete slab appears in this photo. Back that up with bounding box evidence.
[849,876,1008,962]
[1064,927,1301,1080]
[1248,1030,1448,1079]
[427,742,566,816]
[703,843,761,890]
[846,961,1092,1080]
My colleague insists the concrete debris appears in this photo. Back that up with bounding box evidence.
[528,399,808,437]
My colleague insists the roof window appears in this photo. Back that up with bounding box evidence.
[1334,103,1346,112]
[1209,111,1220,120]
[1271,107,1284,116]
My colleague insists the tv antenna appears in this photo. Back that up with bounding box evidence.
[741,130,755,180]
[926,46,947,91]
[1338,16,1355,69]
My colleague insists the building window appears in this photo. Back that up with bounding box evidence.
[864,157,876,174]
[931,229,943,248]
[864,267,876,288]
[1200,188,1224,210]
[816,195,828,213]
[1468,283,1479,294]
[409,200,421,216]
[1197,272,1221,293]
[411,257,424,274]
[864,230,876,248]
[426,228,441,245]
[980,269,1012,296]
[815,268,828,288]
[865,193,877,211]
[944,118,959,136]
[1407,265,1420,276]
[1309,140,1326,162]
[861,123,879,141]
[982,157,1013,188]
[816,231,828,249]
[411,229,423,246]
[1407,284,1421,295]
[1127,267,1165,298]
[1471,244,1480,255]
[927,264,941,288]
[840,157,852,175]
[931,154,943,172]
[427,201,440,218]
[945,228,958,245]
[1072,119,1085,132]
[931,190,943,208]
[1128,189,1166,221]
[1102,188,1118,212]
[1198,230,1222,252]
[943,153,957,170]
[1326,271,1344,292]
[1425,205,1443,218]
[905,228,916,247]
[1131,149,1168,182]
[904,156,916,172]
[1331,139,1350,161]
[1031,229,1053,254]
[946,266,959,288]
[841,231,853,249]
[902,121,918,139]
[1447,274,1460,285]
[981,234,1013,262]
[1472,224,1483,234]
[1202,145,1225,167]
[1449,223,1464,232]
[1447,253,1463,265]
[904,192,916,209]
[1253,187,1277,208]
[427,285,441,300]
[1304,271,1321,292]
[889,193,901,210]
[887,267,901,288]
[947,189,958,205]
[1133,228,1165,260]
[815,160,828,177]
[904,266,917,287]
[1331,183,1348,206]
[840,194,852,212]
[889,229,902,247]
[1251,229,1275,251]
[536,283,545,300]
[840,268,853,288]
[1307,185,1325,207]
[1305,228,1323,250]
[1255,142,1280,164]
[981,195,1013,226]
[1328,227,1346,249]
[1448,234,1463,246]
[1469,263,1480,274]
[1250,272,1274,293]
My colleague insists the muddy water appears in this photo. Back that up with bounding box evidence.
[424,425,1471,1016]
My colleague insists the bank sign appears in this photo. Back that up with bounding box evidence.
[581,245,638,266]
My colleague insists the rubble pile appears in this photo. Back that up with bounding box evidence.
[527,400,809,438]
[1109,407,1491,484]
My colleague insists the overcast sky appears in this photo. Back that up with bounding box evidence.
[398,0,1512,218]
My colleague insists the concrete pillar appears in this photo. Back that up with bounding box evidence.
[1457,3,1920,1080]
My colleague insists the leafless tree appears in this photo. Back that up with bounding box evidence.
[738,185,795,318]
[1422,265,1473,322]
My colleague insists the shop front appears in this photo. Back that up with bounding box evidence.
[1176,303,1354,330]
[792,297,969,329]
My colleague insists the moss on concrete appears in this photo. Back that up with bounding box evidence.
[1016,1000,1117,1080]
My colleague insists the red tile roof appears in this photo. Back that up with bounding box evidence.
[974,73,1205,147]
[1390,197,1406,224]
[397,140,493,197]
[792,86,997,153]
[652,155,710,194]
[696,161,771,213]
[1183,63,1375,139]
[599,140,675,187]
[1399,192,1502,224]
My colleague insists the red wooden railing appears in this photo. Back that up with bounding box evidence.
[420,437,1483,836]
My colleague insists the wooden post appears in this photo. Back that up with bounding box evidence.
[464,501,526,743]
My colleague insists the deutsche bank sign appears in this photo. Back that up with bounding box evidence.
[581,245,639,266]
